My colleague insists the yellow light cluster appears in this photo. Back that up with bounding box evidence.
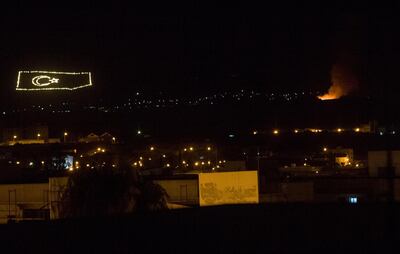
[16,71,92,91]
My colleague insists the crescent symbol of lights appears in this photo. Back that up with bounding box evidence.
[32,75,59,87]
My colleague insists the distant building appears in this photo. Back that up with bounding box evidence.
[78,132,115,143]
[330,147,354,167]
[220,160,246,171]
[100,132,114,143]
[78,133,100,143]
[2,125,49,143]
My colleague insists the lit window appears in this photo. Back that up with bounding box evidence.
[349,197,358,204]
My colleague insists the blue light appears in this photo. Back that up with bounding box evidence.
[349,196,358,204]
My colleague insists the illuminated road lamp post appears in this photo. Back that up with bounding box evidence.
[37,133,41,140]
[64,132,68,142]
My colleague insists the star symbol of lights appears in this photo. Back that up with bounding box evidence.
[49,78,59,83]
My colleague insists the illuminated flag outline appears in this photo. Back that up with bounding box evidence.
[16,71,92,91]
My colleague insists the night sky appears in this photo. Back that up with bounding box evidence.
[0,2,398,100]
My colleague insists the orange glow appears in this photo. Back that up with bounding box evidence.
[318,84,344,100]
[318,64,359,100]
[318,93,340,100]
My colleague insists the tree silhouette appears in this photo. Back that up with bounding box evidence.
[59,166,168,218]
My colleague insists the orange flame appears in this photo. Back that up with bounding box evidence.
[318,64,358,100]
[318,84,344,100]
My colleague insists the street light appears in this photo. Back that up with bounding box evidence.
[64,132,68,142]
[37,133,41,139]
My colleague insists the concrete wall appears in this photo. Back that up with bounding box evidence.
[49,177,69,220]
[0,183,48,224]
[368,151,400,177]
[154,179,198,205]
[281,182,314,202]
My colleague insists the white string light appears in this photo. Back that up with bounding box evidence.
[16,71,92,91]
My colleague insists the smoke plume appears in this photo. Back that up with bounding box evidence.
[318,63,359,100]
[318,13,363,100]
